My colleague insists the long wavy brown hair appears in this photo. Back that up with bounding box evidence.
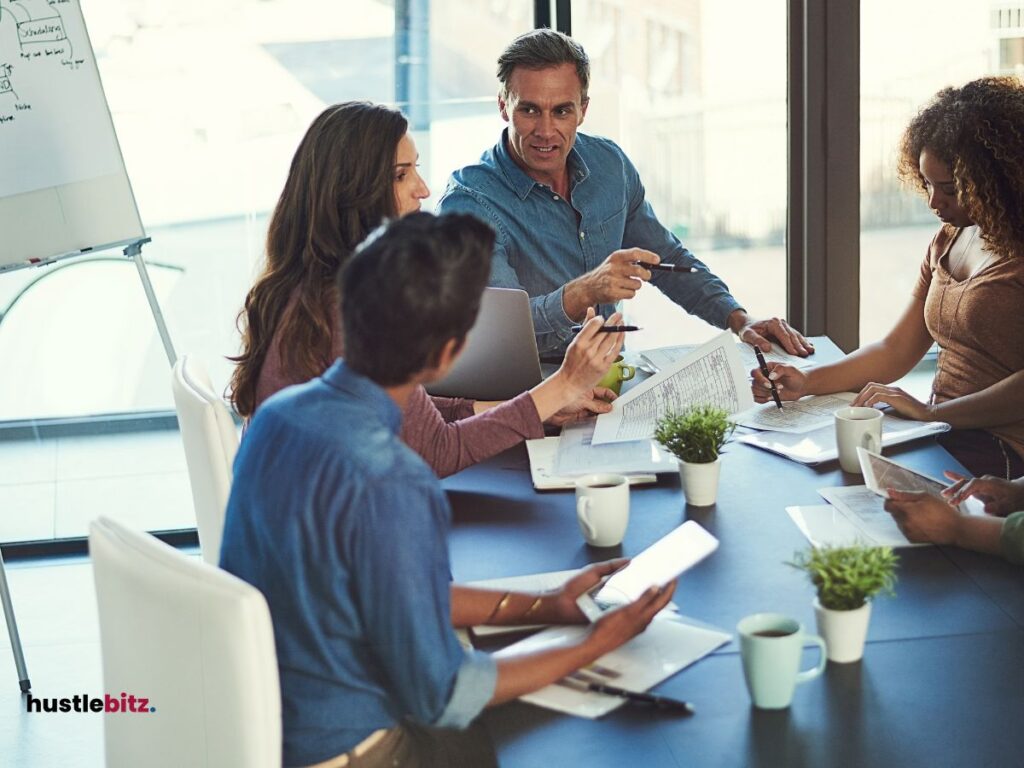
[229,102,408,417]
[898,76,1024,260]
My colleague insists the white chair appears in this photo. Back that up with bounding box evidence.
[90,516,281,768]
[171,355,238,565]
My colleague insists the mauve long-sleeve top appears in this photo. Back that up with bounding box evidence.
[251,294,544,478]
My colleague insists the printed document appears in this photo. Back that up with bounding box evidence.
[593,331,754,445]
[642,341,816,374]
[817,485,924,547]
[734,393,857,433]
[553,420,676,477]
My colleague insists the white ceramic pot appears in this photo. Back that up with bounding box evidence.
[678,458,721,507]
[813,598,871,663]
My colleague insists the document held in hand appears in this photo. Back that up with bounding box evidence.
[592,331,754,445]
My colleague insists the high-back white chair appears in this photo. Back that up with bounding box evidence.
[171,355,239,564]
[90,516,281,768]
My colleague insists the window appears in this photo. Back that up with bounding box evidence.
[859,0,1001,345]
[573,1,788,351]
[0,0,532,545]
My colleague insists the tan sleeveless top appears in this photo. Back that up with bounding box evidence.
[913,224,1024,461]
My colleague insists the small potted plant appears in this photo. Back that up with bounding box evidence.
[789,544,898,663]
[654,405,734,506]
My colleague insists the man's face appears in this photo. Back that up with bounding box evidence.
[498,63,588,184]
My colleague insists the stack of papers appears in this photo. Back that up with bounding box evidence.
[739,414,950,464]
[525,437,659,490]
[493,618,730,718]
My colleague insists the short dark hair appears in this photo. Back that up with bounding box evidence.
[497,29,590,101]
[339,212,495,387]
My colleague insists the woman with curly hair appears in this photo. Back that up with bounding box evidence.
[752,76,1024,478]
[230,101,623,477]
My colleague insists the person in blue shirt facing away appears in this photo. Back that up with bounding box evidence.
[436,28,815,359]
[220,212,676,768]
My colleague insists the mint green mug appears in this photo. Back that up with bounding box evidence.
[737,613,827,709]
[597,356,636,395]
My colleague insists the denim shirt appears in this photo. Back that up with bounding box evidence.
[437,129,743,355]
[221,361,496,767]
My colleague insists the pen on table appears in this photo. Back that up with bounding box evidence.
[632,261,699,273]
[753,346,784,410]
[570,324,642,333]
[558,677,695,715]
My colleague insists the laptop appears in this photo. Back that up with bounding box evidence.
[426,287,543,401]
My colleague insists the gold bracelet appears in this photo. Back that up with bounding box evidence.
[484,592,512,625]
[522,596,544,620]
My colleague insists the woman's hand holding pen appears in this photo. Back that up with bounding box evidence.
[529,309,623,424]
[751,362,807,403]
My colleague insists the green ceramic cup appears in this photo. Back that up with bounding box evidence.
[596,356,636,395]
[737,613,827,709]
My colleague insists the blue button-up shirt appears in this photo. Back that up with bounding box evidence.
[220,361,496,767]
[437,129,743,355]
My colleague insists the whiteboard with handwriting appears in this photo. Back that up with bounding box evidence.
[0,0,144,270]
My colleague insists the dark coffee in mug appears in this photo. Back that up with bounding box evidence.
[753,629,795,638]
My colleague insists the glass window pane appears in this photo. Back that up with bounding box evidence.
[860,1,1006,346]
[0,0,532,544]
[573,1,788,350]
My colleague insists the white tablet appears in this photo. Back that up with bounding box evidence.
[856,447,947,498]
[575,521,719,622]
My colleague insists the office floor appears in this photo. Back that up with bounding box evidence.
[1,555,109,767]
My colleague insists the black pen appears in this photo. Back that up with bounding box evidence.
[570,325,642,333]
[753,346,783,410]
[559,677,695,715]
[633,261,699,273]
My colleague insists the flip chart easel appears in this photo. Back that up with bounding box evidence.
[0,0,177,692]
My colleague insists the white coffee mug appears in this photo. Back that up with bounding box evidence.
[834,406,883,474]
[575,473,629,547]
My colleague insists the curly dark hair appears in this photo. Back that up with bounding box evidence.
[898,76,1024,259]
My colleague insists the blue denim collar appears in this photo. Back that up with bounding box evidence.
[493,128,591,200]
[320,360,402,435]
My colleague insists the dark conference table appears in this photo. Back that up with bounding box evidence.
[442,339,1024,767]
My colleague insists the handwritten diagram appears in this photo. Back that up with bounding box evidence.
[0,0,124,198]
[0,0,82,124]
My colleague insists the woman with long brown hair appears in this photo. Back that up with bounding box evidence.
[231,101,622,477]
[752,76,1024,478]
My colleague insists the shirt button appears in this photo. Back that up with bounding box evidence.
[579,231,585,239]
[553,195,559,201]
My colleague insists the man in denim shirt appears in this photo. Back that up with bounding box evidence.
[438,29,814,359]
[221,212,674,767]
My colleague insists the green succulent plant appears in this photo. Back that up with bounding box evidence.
[654,405,734,464]
[788,544,899,611]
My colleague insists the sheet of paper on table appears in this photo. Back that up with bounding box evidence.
[492,617,730,718]
[552,419,677,477]
[733,393,858,434]
[593,331,754,445]
[525,437,658,490]
[641,340,817,374]
[814,486,926,547]
[738,414,950,464]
